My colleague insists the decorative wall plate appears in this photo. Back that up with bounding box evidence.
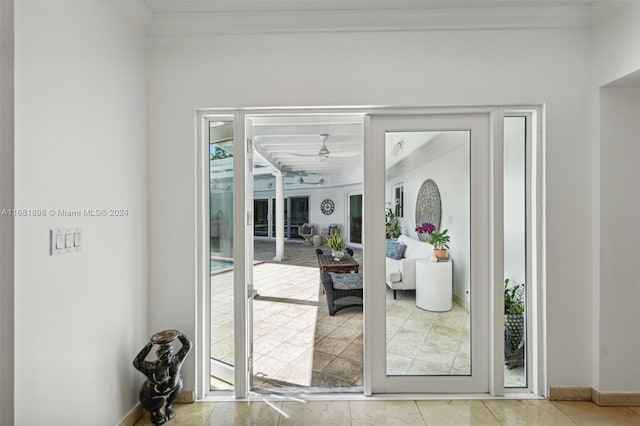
[415,179,442,242]
[320,199,335,215]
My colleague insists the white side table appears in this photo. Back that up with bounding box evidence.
[416,259,453,312]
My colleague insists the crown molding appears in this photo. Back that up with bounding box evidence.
[590,1,635,25]
[148,6,592,37]
[113,0,151,32]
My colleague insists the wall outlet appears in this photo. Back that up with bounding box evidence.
[51,228,81,255]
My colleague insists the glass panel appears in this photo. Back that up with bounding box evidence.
[349,194,363,244]
[289,197,309,240]
[254,199,269,237]
[385,131,471,376]
[209,120,234,389]
[393,185,404,218]
[504,116,527,387]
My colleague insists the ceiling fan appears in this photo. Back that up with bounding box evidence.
[289,133,360,159]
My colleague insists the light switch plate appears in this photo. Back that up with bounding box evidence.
[51,228,81,255]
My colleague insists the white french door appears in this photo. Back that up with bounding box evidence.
[364,112,496,394]
[199,112,254,398]
[199,107,542,399]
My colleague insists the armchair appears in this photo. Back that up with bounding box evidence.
[299,223,316,244]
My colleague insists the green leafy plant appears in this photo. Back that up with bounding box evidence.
[385,208,401,240]
[504,278,525,314]
[429,229,450,250]
[327,230,345,252]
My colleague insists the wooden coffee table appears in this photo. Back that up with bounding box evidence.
[317,254,359,274]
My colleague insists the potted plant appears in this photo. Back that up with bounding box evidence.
[327,230,346,258]
[429,229,450,261]
[385,208,401,240]
[504,278,525,368]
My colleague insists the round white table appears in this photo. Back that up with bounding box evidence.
[416,259,453,312]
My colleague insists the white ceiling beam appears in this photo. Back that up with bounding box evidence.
[251,138,282,172]
[251,123,363,137]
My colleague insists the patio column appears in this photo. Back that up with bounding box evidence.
[273,171,285,261]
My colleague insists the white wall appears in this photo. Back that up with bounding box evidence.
[148,24,592,390]
[598,86,640,393]
[592,3,640,87]
[386,136,470,301]
[591,2,640,394]
[0,0,15,424]
[14,2,148,424]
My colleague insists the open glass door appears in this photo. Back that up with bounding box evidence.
[209,120,236,389]
[365,113,493,393]
[207,114,253,397]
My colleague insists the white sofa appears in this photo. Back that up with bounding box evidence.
[385,234,433,299]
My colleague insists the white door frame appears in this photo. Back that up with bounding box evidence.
[195,106,545,400]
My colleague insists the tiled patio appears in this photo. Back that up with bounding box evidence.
[211,240,523,392]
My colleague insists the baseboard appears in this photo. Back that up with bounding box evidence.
[592,389,640,406]
[550,387,640,406]
[452,294,469,312]
[118,390,194,426]
[548,387,592,401]
[176,389,195,403]
[119,404,144,426]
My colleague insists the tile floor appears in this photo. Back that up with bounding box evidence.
[211,240,524,391]
[135,399,640,425]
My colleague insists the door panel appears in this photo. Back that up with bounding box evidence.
[209,120,236,388]
[365,113,491,393]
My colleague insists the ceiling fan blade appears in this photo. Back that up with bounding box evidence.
[328,150,360,158]
[288,152,321,157]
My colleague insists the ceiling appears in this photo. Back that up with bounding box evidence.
[249,115,364,182]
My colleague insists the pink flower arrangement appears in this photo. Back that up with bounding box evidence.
[415,222,436,235]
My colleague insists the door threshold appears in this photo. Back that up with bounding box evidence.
[200,392,543,402]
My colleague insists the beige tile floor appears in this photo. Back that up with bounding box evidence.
[135,399,640,425]
[211,240,524,391]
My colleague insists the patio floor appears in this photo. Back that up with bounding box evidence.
[211,240,524,392]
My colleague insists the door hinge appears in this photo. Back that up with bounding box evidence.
[247,282,255,298]
[247,138,253,153]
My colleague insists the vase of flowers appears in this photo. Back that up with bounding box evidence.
[416,222,450,261]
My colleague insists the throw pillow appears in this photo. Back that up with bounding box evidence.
[302,225,312,234]
[386,241,407,260]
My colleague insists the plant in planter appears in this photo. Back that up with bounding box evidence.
[385,208,401,240]
[327,230,346,258]
[504,278,525,369]
[429,229,450,261]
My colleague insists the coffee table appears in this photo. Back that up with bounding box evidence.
[317,254,359,274]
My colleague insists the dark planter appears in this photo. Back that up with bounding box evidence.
[504,313,525,369]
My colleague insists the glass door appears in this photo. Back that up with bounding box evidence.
[254,199,269,237]
[205,113,253,398]
[348,193,363,246]
[365,113,492,393]
[289,196,309,241]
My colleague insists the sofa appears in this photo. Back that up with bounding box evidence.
[385,234,433,299]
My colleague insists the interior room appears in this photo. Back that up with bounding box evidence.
[2,1,640,425]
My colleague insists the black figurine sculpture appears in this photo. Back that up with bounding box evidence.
[133,330,192,425]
